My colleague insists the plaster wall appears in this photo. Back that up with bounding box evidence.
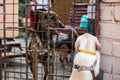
[100,0,120,79]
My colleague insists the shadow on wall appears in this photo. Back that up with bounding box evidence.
[98,70,103,80]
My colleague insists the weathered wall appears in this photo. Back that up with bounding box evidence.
[0,0,18,38]
[100,0,120,79]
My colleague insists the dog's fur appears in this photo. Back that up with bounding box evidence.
[58,33,77,68]
[59,43,69,68]
[69,33,101,80]
[28,10,63,80]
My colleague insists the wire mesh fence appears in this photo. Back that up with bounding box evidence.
[0,0,100,80]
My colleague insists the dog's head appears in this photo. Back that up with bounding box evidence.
[36,10,64,32]
[35,10,64,47]
[44,11,64,29]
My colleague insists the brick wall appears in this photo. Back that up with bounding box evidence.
[0,0,18,38]
[100,0,120,80]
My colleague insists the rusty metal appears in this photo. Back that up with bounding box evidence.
[0,0,100,80]
[0,2,4,79]
[0,39,2,80]
[95,0,101,38]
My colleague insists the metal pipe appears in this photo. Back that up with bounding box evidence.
[0,39,2,80]
[25,0,29,79]
[73,3,95,6]
[26,3,50,6]
[49,28,74,30]
[0,3,4,6]
[2,0,6,80]
[0,2,3,77]
[47,0,51,79]
[95,0,100,38]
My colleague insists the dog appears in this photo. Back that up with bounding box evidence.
[58,42,70,68]
[58,32,78,68]
[28,10,64,80]
[69,33,101,80]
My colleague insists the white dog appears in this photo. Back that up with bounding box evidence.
[69,33,101,80]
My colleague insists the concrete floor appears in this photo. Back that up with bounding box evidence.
[2,38,72,80]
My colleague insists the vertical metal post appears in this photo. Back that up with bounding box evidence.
[0,39,2,80]
[47,0,50,79]
[0,0,7,80]
[95,0,100,38]
[3,0,6,72]
[71,0,75,69]
[0,2,6,80]
[25,0,29,80]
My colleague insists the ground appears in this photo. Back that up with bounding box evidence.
[2,38,72,80]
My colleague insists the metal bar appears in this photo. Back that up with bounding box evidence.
[0,3,4,6]
[49,74,70,78]
[26,3,50,6]
[49,28,73,30]
[25,0,29,79]
[73,3,95,6]
[5,27,25,29]
[71,0,75,72]
[49,27,78,36]
[2,53,26,59]
[13,0,15,38]
[3,0,7,72]
[0,39,2,80]
[47,0,51,79]
[95,0,100,38]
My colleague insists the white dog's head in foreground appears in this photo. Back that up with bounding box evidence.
[69,33,101,80]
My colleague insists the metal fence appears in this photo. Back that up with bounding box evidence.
[0,0,100,80]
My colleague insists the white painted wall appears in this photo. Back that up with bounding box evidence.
[100,0,120,80]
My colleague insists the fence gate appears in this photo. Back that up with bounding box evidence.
[0,0,100,80]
